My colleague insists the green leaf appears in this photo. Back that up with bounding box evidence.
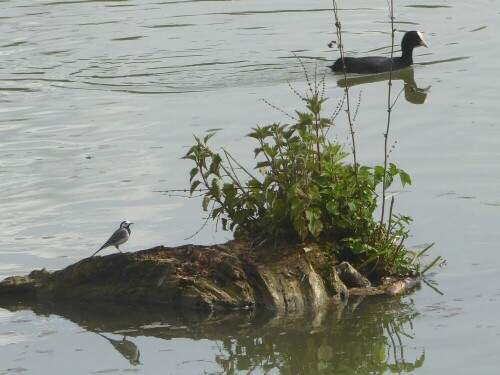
[306,208,323,237]
[290,198,305,219]
[400,170,412,186]
[189,167,199,182]
[182,152,196,161]
[211,206,223,219]
[256,160,271,169]
[389,163,398,176]
[203,132,215,144]
[211,178,221,199]
[202,195,211,211]
[293,215,308,240]
[326,201,338,215]
[208,153,222,175]
[222,183,237,203]
[247,178,262,189]
[190,180,201,194]
[373,165,385,186]
[253,147,263,157]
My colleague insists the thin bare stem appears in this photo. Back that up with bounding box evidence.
[329,91,346,123]
[353,90,363,122]
[216,150,254,202]
[184,201,215,240]
[293,52,314,98]
[379,0,396,229]
[261,98,298,122]
[332,0,362,201]
[385,196,395,244]
[222,147,260,182]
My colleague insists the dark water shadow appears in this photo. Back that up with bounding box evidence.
[335,68,431,105]
[0,292,426,374]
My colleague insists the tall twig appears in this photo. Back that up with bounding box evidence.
[332,0,362,201]
[379,0,396,228]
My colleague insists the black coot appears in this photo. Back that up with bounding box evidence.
[330,31,428,74]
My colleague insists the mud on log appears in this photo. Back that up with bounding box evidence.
[0,242,420,312]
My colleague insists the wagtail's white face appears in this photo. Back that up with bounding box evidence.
[120,220,133,229]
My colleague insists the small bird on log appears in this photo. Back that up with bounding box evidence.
[92,220,133,257]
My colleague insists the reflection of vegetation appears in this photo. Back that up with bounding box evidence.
[0,293,425,374]
[214,296,424,374]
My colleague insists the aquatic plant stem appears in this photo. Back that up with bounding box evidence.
[380,0,396,229]
[332,0,362,201]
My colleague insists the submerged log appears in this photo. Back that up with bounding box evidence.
[0,241,421,312]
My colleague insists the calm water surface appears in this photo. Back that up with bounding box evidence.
[1,0,499,374]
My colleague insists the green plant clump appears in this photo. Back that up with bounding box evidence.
[184,83,428,278]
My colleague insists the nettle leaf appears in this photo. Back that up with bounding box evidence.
[357,165,371,180]
[293,215,308,240]
[202,195,211,211]
[203,132,216,144]
[306,207,323,238]
[385,174,394,189]
[211,178,221,199]
[212,206,223,219]
[308,96,327,115]
[400,170,412,186]
[290,184,305,199]
[309,185,321,201]
[254,147,264,157]
[337,217,350,229]
[373,165,385,186]
[248,125,272,140]
[209,153,222,175]
[252,191,266,206]
[247,178,262,189]
[290,197,305,218]
[350,241,368,255]
[247,131,261,140]
[389,163,398,176]
[326,200,338,215]
[282,127,294,139]
[182,151,196,161]
[222,183,237,203]
[262,144,278,158]
[190,180,201,194]
[189,167,199,182]
[256,160,271,169]
[265,189,277,205]
[319,117,332,128]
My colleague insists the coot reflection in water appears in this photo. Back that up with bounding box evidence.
[335,68,431,105]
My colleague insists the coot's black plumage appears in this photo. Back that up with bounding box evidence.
[330,31,428,74]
